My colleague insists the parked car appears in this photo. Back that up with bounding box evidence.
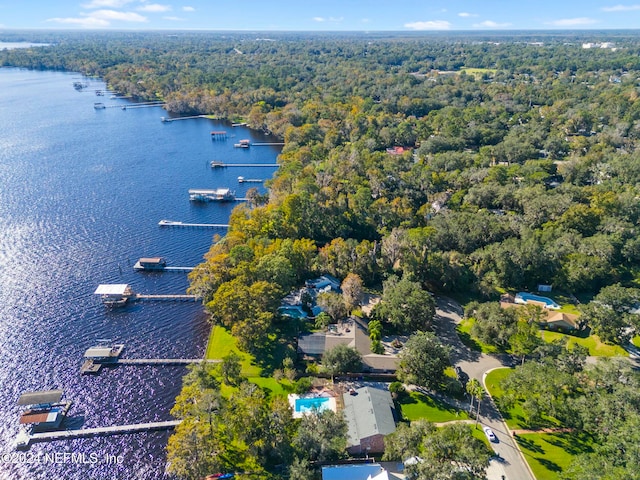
[483,426,498,443]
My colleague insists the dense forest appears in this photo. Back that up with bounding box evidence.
[4,30,640,479]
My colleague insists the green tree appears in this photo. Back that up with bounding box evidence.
[293,410,347,463]
[341,272,364,313]
[373,276,436,332]
[397,331,451,389]
[219,352,242,386]
[322,344,362,379]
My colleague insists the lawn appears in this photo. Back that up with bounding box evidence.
[516,432,595,480]
[539,330,627,357]
[633,336,640,348]
[456,318,499,354]
[485,368,532,430]
[205,325,295,397]
[397,391,469,423]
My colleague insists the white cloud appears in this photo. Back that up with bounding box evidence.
[81,0,133,8]
[47,16,111,27]
[473,20,512,28]
[182,6,195,12]
[546,17,597,26]
[163,16,185,21]
[313,15,343,23]
[458,12,478,17]
[404,20,451,30]
[90,9,148,21]
[48,9,148,27]
[137,3,171,12]
[602,4,640,11]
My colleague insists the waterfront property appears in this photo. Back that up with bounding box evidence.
[342,387,397,455]
[515,292,561,310]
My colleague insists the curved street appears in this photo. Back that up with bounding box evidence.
[433,296,536,480]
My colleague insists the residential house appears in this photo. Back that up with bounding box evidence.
[342,387,397,455]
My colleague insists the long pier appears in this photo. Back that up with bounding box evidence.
[161,115,208,122]
[106,101,165,109]
[117,358,221,365]
[22,420,182,446]
[134,294,197,302]
[163,266,195,272]
[214,163,279,167]
[252,143,285,146]
[158,220,229,228]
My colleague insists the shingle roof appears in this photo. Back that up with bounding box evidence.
[342,387,396,447]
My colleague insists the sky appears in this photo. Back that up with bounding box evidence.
[2,0,640,31]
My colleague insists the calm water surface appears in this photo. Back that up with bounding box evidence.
[0,68,280,479]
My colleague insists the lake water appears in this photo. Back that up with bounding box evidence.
[0,68,280,479]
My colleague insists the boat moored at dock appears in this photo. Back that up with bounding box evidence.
[93,102,106,109]
[189,188,235,202]
[237,176,263,183]
[94,284,135,307]
[133,257,167,271]
[80,342,125,374]
[233,139,250,148]
[17,390,72,434]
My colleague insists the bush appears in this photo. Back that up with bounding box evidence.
[371,339,385,354]
[294,377,313,395]
[389,381,406,398]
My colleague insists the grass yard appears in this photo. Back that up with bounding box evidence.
[633,335,640,348]
[456,318,499,354]
[516,432,595,480]
[205,325,297,397]
[539,330,627,357]
[485,368,531,430]
[397,391,469,423]
[460,67,497,79]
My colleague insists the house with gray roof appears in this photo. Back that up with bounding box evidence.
[342,386,397,455]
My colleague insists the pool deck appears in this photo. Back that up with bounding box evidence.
[515,292,561,310]
[288,391,338,418]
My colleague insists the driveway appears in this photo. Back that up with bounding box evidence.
[434,296,536,480]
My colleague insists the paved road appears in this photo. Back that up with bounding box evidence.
[433,296,535,480]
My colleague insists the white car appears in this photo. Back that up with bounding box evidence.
[483,426,498,443]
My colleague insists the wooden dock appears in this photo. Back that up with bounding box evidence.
[117,358,221,365]
[161,115,207,122]
[251,143,285,146]
[134,294,197,301]
[158,220,229,228]
[22,420,182,446]
[163,266,195,272]
[211,163,279,168]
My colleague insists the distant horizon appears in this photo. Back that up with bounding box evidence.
[4,1,640,31]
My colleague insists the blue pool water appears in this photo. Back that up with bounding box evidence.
[278,306,308,319]
[295,397,330,413]
[516,292,560,309]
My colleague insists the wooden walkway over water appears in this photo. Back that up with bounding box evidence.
[23,420,182,446]
[158,220,229,228]
[117,358,221,365]
[213,163,279,167]
[161,115,208,122]
[134,294,197,301]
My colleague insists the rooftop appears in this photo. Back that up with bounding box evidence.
[342,387,396,448]
[17,390,63,406]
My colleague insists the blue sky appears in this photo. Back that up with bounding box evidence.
[2,1,640,30]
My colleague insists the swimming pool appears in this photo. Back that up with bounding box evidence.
[278,306,308,319]
[294,396,331,413]
[515,292,560,309]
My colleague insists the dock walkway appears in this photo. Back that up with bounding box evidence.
[134,294,197,301]
[117,358,221,365]
[159,220,229,228]
[25,420,182,445]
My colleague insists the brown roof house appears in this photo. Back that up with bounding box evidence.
[543,312,579,331]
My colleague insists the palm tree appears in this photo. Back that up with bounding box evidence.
[466,379,485,427]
